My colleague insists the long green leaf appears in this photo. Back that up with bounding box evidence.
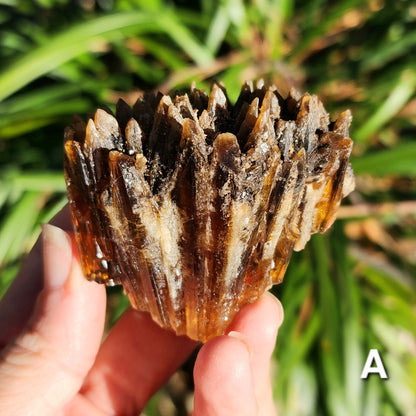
[205,4,230,54]
[0,191,43,267]
[354,70,416,143]
[11,172,66,192]
[0,83,85,114]
[312,235,349,415]
[361,31,416,72]
[0,12,212,101]
[352,141,416,176]
[0,98,89,139]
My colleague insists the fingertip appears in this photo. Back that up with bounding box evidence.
[41,223,104,299]
[227,292,283,352]
[42,223,73,289]
[194,335,257,416]
[42,223,72,251]
[264,291,284,330]
[223,292,282,416]
[195,335,251,379]
[227,331,252,357]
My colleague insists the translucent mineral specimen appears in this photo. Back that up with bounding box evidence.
[64,80,354,342]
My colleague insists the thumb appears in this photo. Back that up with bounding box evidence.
[0,224,106,416]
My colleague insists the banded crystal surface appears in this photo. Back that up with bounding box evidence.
[64,80,354,342]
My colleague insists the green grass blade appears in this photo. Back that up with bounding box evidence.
[264,0,293,59]
[204,0,247,55]
[0,83,89,114]
[139,37,187,70]
[38,195,68,224]
[0,264,20,298]
[275,307,320,386]
[11,172,66,192]
[0,12,212,102]
[0,182,11,208]
[361,31,416,72]
[312,235,349,415]
[354,69,416,143]
[333,226,364,413]
[352,141,416,176]
[0,98,89,139]
[0,191,43,267]
[362,376,381,416]
[156,12,213,65]
[283,363,317,416]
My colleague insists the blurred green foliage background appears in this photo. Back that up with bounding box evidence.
[0,0,415,415]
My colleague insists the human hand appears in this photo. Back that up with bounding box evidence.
[0,207,283,416]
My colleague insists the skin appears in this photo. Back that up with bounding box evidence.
[0,207,283,416]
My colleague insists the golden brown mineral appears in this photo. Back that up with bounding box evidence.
[64,80,354,342]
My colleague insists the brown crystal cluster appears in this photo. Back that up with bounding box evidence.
[64,80,354,342]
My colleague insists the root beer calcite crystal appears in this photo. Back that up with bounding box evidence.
[64,80,354,342]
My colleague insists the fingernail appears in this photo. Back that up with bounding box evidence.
[42,223,73,288]
[265,291,284,327]
[227,331,253,357]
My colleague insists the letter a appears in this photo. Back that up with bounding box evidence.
[360,349,388,379]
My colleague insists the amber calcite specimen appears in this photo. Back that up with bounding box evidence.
[64,80,354,342]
